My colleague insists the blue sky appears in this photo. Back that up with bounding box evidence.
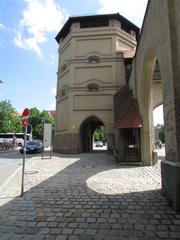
[0,0,164,125]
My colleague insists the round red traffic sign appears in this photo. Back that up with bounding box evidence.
[22,108,29,117]
[22,108,29,127]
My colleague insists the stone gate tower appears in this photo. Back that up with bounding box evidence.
[54,13,139,153]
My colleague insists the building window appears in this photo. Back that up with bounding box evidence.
[88,56,99,64]
[87,83,99,92]
[81,20,108,28]
[61,64,67,72]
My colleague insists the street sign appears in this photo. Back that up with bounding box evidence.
[42,123,52,159]
[22,108,29,127]
[21,108,30,196]
[43,123,52,148]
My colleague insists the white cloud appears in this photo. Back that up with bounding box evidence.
[97,0,148,27]
[0,23,6,30]
[14,0,68,57]
[51,87,56,96]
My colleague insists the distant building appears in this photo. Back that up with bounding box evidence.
[154,124,164,141]
[47,110,56,119]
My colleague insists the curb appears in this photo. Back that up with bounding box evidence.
[0,156,37,194]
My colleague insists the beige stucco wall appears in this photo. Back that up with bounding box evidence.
[152,82,163,109]
[128,0,180,210]
[129,0,177,165]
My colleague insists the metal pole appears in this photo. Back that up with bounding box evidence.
[28,124,33,140]
[21,124,27,197]
[42,120,45,159]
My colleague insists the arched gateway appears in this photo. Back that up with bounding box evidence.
[80,116,105,152]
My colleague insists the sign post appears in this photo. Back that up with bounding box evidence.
[21,108,29,197]
[42,123,52,159]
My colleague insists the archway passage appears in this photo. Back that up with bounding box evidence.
[80,116,106,152]
[153,104,165,161]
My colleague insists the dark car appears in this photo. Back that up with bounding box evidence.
[20,140,43,154]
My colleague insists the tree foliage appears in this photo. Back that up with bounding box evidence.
[28,108,54,140]
[94,126,107,142]
[0,100,22,133]
[0,100,54,140]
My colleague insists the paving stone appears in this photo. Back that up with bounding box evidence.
[86,218,96,223]
[86,229,97,235]
[62,228,73,235]
[173,220,180,225]
[169,232,180,238]
[76,217,85,223]
[78,223,88,228]
[37,222,48,227]
[97,218,107,223]
[26,227,40,234]
[67,223,78,228]
[68,236,80,240]
[39,227,50,235]
[48,222,58,228]
[50,228,61,235]
[134,223,145,231]
[0,153,180,240]
[73,228,86,235]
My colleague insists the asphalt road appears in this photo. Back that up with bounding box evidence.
[0,150,36,188]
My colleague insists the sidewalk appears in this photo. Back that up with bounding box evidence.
[0,152,180,240]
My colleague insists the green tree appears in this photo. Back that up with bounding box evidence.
[94,126,107,142]
[28,108,54,140]
[0,100,22,133]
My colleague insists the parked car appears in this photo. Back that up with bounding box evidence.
[0,140,13,150]
[95,141,103,147]
[20,140,43,154]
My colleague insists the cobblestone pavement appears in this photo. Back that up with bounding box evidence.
[0,152,180,240]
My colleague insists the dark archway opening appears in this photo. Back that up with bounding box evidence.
[80,116,107,152]
[119,128,141,162]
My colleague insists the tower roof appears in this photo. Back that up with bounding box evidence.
[55,13,140,43]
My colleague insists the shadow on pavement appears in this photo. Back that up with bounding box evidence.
[0,152,179,240]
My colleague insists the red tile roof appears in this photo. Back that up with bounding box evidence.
[48,110,56,118]
[114,85,142,128]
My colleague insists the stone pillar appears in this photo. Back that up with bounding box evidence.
[161,0,180,211]
[140,106,154,166]
[107,133,114,152]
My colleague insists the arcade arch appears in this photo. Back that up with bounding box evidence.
[139,50,166,166]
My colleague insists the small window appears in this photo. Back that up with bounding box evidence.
[88,56,99,64]
[61,64,67,72]
[89,59,97,64]
[87,83,99,92]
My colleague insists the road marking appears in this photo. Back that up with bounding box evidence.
[0,167,21,194]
